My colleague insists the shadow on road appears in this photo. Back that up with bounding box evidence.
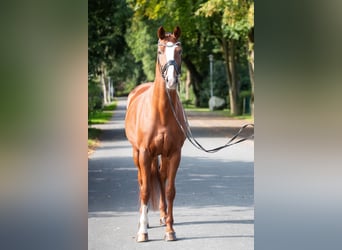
[89,155,253,213]
[91,125,253,142]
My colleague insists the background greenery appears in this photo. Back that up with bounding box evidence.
[89,0,254,116]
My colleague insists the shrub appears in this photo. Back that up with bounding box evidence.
[88,80,103,121]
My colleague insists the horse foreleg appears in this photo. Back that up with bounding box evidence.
[164,153,181,241]
[136,149,151,242]
[137,204,149,242]
[136,172,149,242]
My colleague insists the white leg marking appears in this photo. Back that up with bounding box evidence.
[138,204,148,234]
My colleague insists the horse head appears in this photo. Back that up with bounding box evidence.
[157,26,182,90]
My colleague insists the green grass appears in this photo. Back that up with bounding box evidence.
[88,127,101,140]
[102,102,117,111]
[88,111,113,124]
[88,101,117,124]
[88,128,101,154]
[88,101,117,154]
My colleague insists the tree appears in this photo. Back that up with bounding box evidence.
[88,0,133,104]
[126,0,217,107]
[247,2,254,116]
[196,0,254,115]
[120,0,254,111]
[125,18,159,82]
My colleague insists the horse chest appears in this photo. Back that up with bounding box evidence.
[150,130,176,155]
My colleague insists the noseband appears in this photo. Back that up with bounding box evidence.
[157,41,182,81]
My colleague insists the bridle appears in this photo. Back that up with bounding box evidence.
[157,41,182,81]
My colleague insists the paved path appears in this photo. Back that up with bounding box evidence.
[88,97,254,250]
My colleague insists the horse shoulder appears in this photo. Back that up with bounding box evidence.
[127,82,153,108]
[125,84,154,148]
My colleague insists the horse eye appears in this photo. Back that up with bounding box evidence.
[158,50,162,55]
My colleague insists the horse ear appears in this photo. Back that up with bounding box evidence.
[158,26,165,39]
[173,26,181,39]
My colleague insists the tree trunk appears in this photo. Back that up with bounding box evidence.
[100,64,108,105]
[183,57,203,107]
[222,38,240,115]
[229,40,240,115]
[247,54,254,117]
[107,76,111,103]
[247,28,254,117]
[185,69,191,101]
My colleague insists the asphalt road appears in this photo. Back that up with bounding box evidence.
[88,97,254,250]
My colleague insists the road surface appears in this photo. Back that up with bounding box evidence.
[88,97,254,250]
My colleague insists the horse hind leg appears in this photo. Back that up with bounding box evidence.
[158,155,167,226]
[164,180,177,241]
[163,153,181,241]
[149,156,160,211]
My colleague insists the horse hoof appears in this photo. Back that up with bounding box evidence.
[164,232,177,241]
[136,233,148,242]
[160,217,166,226]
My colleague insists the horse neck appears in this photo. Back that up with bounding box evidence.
[152,63,177,121]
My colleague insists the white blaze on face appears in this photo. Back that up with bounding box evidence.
[165,42,176,88]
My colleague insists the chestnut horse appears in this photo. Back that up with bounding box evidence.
[125,26,185,242]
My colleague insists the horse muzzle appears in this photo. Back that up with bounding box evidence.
[166,77,179,90]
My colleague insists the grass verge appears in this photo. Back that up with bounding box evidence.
[88,101,117,156]
[88,102,117,125]
[88,111,113,124]
[88,128,101,155]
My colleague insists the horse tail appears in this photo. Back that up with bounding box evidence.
[149,156,160,211]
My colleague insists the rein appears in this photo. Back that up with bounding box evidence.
[165,82,254,153]
[157,40,254,152]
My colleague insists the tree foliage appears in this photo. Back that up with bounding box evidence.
[196,0,252,39]
[126,0,219,106]
[88,0,254,114]
[196,0,254,114]
[88,0,144,107]
[88,0,131,76]
[125,19,158,81]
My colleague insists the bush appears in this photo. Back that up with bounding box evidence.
[88,80,103,120]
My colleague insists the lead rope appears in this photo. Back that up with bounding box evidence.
[166,88,254,153]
